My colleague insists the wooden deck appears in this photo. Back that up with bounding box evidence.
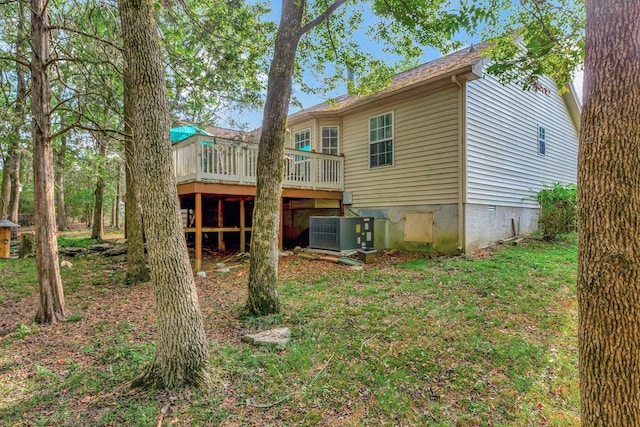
[173,134,344,271]
[172,134,344,191]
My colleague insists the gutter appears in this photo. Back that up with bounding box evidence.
[452,74,467,253]
[288,61,484,126]
[562,82,582,133]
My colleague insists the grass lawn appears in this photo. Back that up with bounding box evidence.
[0,234,578,426]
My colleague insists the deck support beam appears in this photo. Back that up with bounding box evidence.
[195,192,202,272]
[240,198,246,251]
[180,188,341,262]
[217,199,225,251]
[279,198,283,250]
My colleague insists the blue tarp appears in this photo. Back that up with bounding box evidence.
[170,126,213,143]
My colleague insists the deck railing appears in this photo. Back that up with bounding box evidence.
[173,135,344,191]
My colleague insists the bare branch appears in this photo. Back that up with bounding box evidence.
[299,0,347,37]
[46,56,121,70]
[51,120,125,140]
[46,25,124,52]
[320,0,353,74]
[50,95,77,115]
[0,55,31,68]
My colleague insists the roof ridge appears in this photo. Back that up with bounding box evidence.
[289,42,486,119]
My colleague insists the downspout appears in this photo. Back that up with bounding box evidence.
[452,75,466,252]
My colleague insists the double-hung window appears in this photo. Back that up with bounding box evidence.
[292,129,311,181]
[369,112,393,167]
[294,128,311,151]
[538,125,546,156]
[321,126,339,155]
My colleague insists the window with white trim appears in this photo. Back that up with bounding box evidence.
[294,128,311,151]
[538,125,546,156]
[369,112,393,167]
[321,126,339,155]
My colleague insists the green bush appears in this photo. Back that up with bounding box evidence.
[533,182,577,240]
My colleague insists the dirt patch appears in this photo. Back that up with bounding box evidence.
[468,246,496,260]
[1,251,427,367]
[0,250,431,425]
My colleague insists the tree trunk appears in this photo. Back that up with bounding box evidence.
[578,1,640,424]
[55,136,69,231]
[111,195,116,228]
[31,0,68,324]
[91,175,105,239]
[119,0,209,388]
[123,67,149,285]
[111,166,121,228]
[6,0,27,224]
[91,137,107,240]
[0,163,10,217]
[18,232,34,259]
[5,150,20,224]
[244,0,305,316]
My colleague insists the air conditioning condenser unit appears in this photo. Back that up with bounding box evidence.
[309,216,374,251]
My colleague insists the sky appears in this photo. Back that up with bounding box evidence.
[233,61,585,132]
[220,1,479,131]
[221,2,584,131]
[235,50,452,131]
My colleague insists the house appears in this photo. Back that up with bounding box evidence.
[284,44,579,254]
[172,45,580,265]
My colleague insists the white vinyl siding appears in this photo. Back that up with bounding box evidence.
[342,86,459,207]
[465,73,578,208]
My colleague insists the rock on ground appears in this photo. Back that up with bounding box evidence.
[102,245,127,257]
[87,243,114,252]
[60,247,86,256]
[241,327,291,346]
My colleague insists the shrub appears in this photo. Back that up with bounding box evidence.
[533,182,577,240]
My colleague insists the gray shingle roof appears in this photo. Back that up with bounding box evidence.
[289,43,486,118]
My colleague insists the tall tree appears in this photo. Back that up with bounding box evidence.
[245,0,318,315]
[578,1,640,423]
[31,0,68,323]
[90,133,108,240]
[4,136,22,224]
[118,0,209,388]
[0,166,9,217]
[0,0,28,223]
[122,69,149,284]
[111,163,122,229]
[245,0,468,315]
[5,0,28,224]
[54,135,69,230]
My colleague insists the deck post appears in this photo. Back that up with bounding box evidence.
[195,142,202,181]
[195,192,202,272]
[240,198,246,251]
[239,147,245,184]
[218,199,226,251]
[310,157,318,188]
[279,198,283,250]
